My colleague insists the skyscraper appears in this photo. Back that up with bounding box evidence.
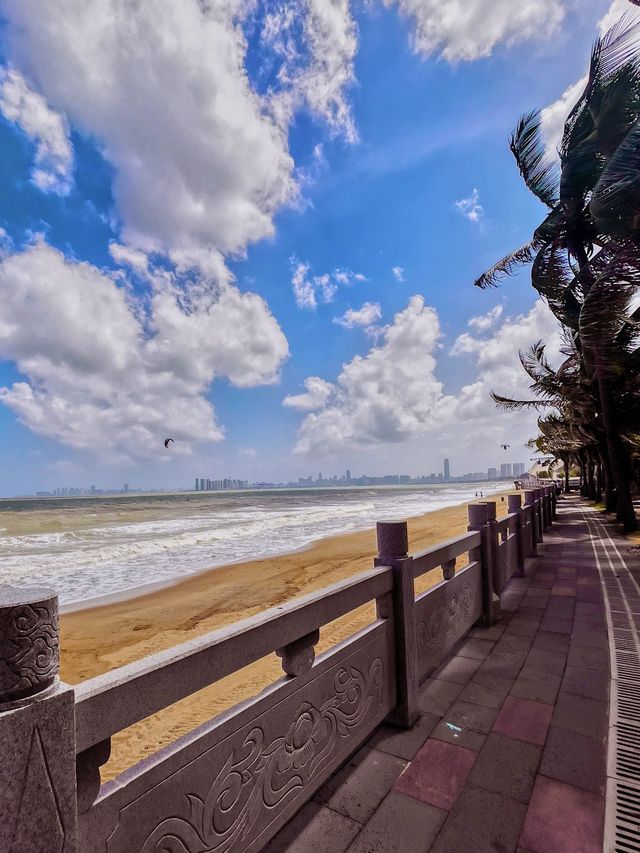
[488,467,497,480]
[195,477,199,491]
[513,462,526,477]
[500,463,512,478]
[444,458,450,482]
[346,469,351,482]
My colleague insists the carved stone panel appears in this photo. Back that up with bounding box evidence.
[500,535,519,591]
[0,684,77,853]
[415,563,482,683]
[87,626,393,853]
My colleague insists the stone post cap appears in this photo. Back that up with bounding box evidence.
[508,494,523,510]
[482,501,497,521]
[376,521,408,559]
[468,503,489,526]
[0,585,59,705]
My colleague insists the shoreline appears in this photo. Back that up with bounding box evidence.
[60,490,514,780]
[59,486,506,615]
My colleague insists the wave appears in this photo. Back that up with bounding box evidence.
[0,484,503,605]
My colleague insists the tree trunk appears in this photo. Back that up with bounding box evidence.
[595,455,603,503]
[562,455,571,493]
[596,371,637,531]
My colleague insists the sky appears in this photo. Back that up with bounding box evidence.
[0,0,632,495]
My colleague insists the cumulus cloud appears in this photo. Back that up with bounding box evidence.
[283,376,334,411]
[264,0,359,143]
[0,66,73,194]
[291,259,365,309]
[294,296,446,452]
[334,302,382,330]
[0,0,359,258]
[291,297,562,455]
[0,241,289,459]
[385,0,566,62]
[468,304,503,332]
[455,188,484,223]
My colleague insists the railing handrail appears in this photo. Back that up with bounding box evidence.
[410,530,480,579]
[75,564,393,752]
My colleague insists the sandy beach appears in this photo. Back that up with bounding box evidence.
[60,492,512,779]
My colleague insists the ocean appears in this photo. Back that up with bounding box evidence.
[0,483,502,609]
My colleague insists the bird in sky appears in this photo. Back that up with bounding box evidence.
[164,437,175,448]
[500,444,510,450]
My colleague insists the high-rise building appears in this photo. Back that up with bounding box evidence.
[488,467,497,480]
[199,478,205,491]
[444,458,450,482]
[346,469,351,482]
[513,462,526,477]
[500,463,512,478]
[195,477,199,491]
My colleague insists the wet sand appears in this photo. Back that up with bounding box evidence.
[61,492,512,779]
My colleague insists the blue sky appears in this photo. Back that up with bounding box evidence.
[0,0,627,495]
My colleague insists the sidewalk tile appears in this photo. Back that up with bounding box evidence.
[492,696,552,746]
[468,733,541,803]
[431,785,527,853]
[346,791,446,853]
[394,738,476,811]
[519,776,604,853]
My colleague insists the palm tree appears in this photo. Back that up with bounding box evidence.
[475,16,640,530]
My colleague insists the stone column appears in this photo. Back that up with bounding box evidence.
[375,521,418,729]
[508,493,525,577]
[0,586,77,853]
[524,490,538,555]
[468,504,500,625]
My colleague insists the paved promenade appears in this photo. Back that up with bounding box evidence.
[266,494,625,853]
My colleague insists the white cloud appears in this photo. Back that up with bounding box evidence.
[238,447,257,459]
[265,0,359,143]
[334,302,382,330]
[392,266,405,282]
[385,0,566,62]
[541,75,588,155]
[0,66,73,194]
[455,188,484,223]
[291,259,365,309]
[0,241,289,459]
[291,297,562,455]
[283,376,334,411]
[468,304,503,332]
[0,0,359,259]
[294,296,446,451]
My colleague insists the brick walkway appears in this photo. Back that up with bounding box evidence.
[266,494,613,853]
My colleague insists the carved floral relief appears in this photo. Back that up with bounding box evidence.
[138,658,384,853]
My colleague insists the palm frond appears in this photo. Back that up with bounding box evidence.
[474,240,540,289]
[510,111,560,208]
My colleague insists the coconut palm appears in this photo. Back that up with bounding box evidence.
[475,15,640,530]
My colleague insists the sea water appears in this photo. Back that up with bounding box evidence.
[0,484,503,608]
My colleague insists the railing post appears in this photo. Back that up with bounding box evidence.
[543,486,551,529]
[468,504,500,625]
[483,501,501,595]
[0,586,78,852]
[524,490,539,554]
[508,493,525,577]
[375,521,418,729]
[534,488,545,540]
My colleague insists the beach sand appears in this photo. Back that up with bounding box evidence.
[60,492,512,779]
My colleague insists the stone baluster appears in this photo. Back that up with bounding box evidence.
[375,521,418,729]
[0,586,78,852]
[468,504,500,625]
[508,493,525,577]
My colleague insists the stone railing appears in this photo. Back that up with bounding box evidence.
[0,484,560,852]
